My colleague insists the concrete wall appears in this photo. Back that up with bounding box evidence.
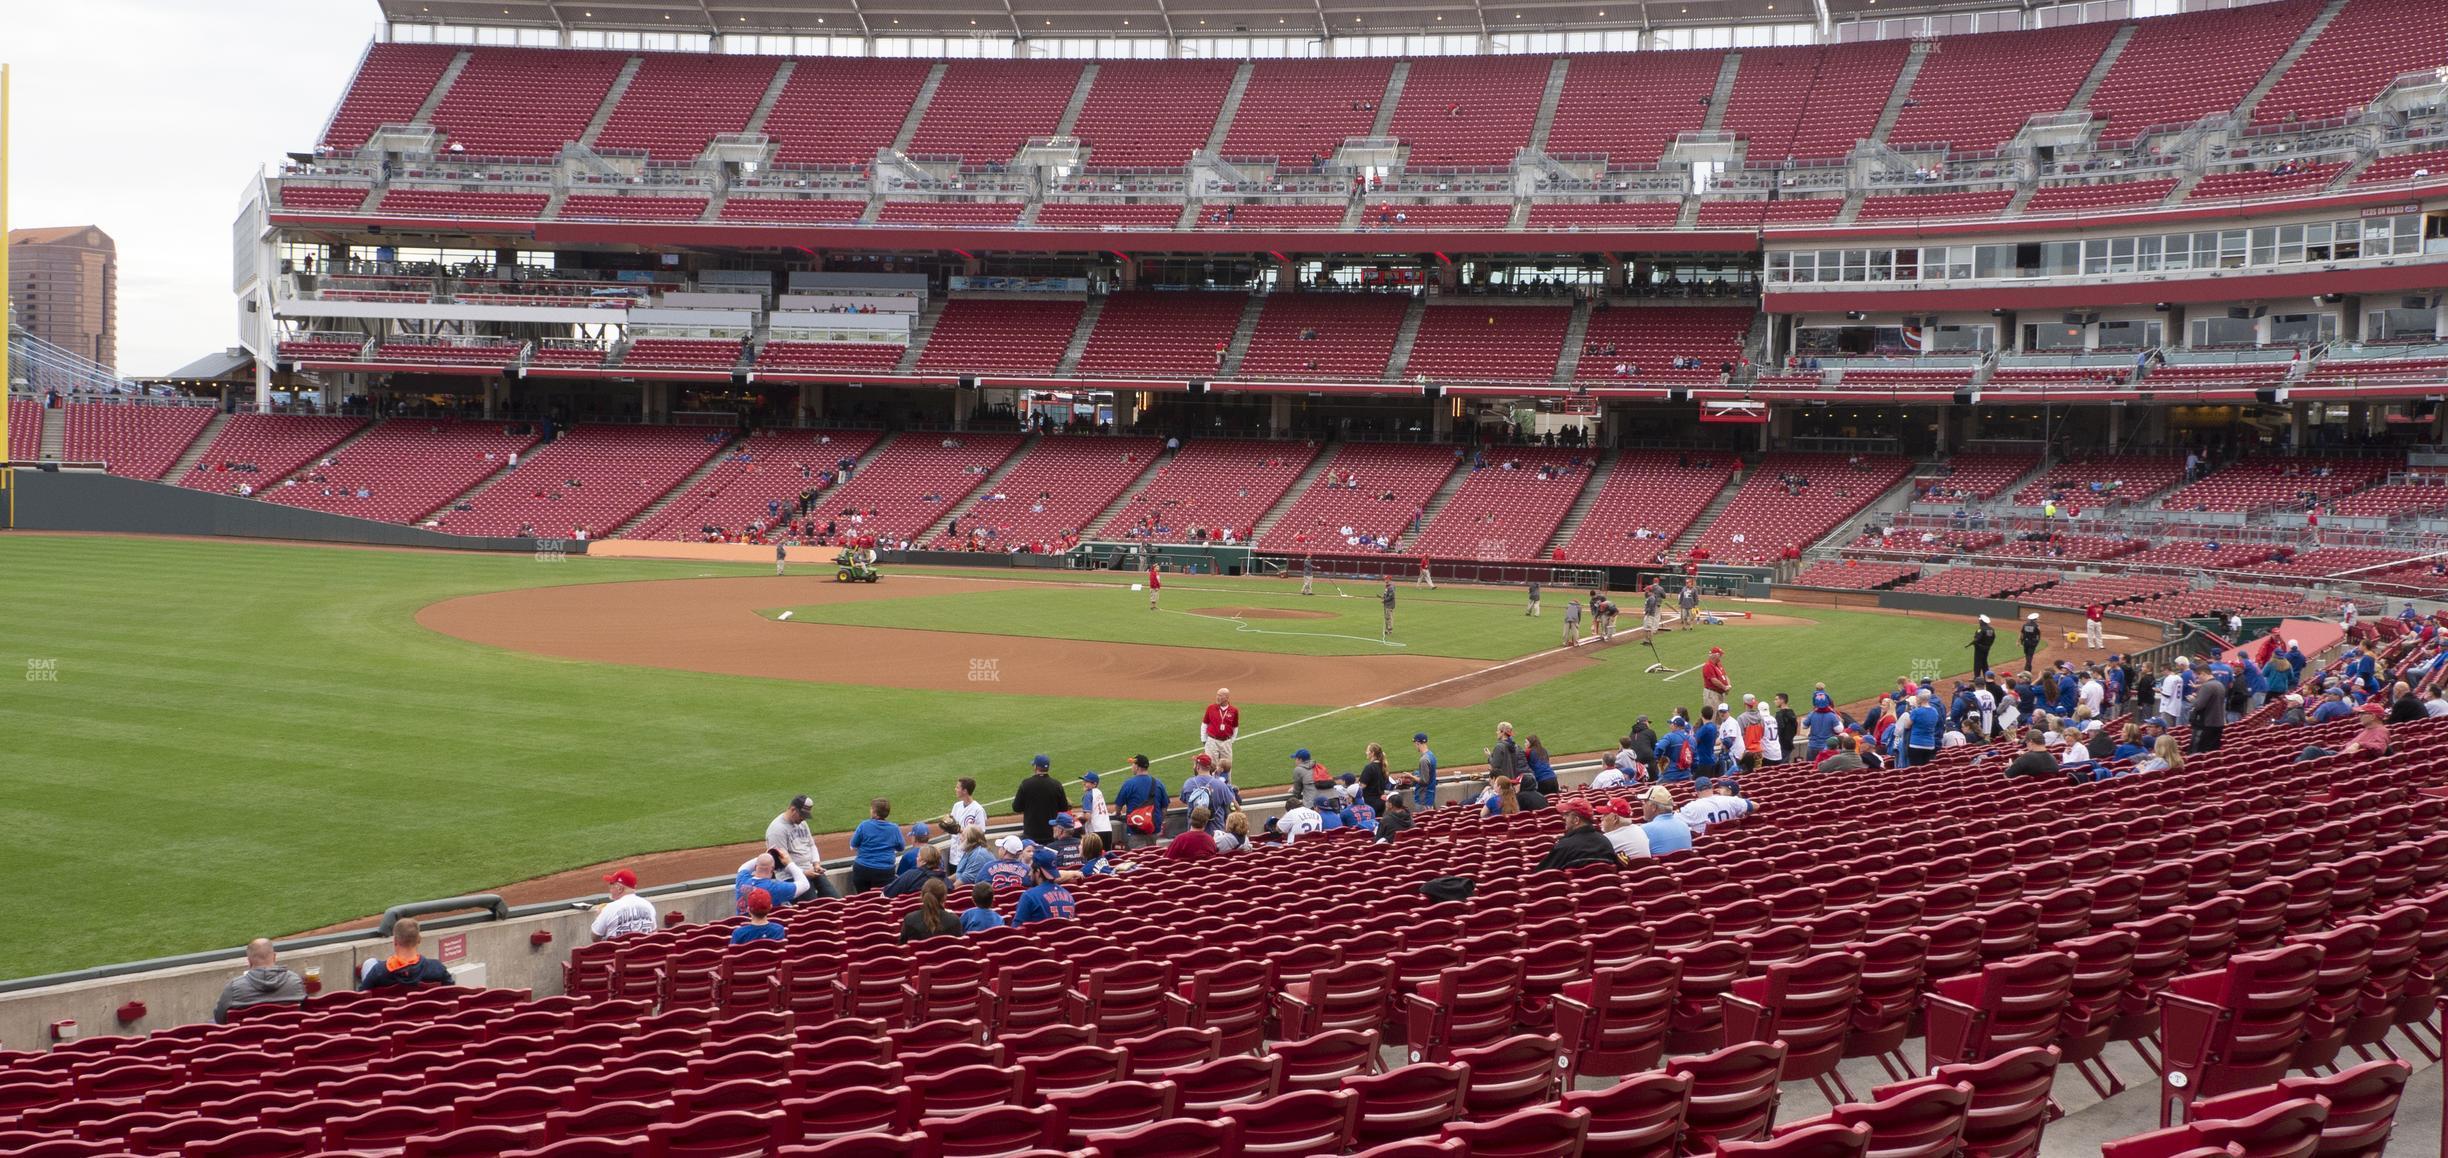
[9,469,557,553]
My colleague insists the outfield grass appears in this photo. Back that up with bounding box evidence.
[773,580,1560,660]
[0,535,1965,980]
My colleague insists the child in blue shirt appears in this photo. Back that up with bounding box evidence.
[894,822,931,875]
[959,882,1004,933]
[730,889,785,944]
[848,799,906,894]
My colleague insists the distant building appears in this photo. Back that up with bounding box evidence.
[9,225,117,371]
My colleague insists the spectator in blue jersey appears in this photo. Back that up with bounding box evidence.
[2238,656,2269,714]
[730,889,785,945]
[848,798,905,894]
[960,883,1003,933]
[1340,773,1379,832]
[1075,833,1115,877]
[1802,700,1842,759]
[884,843,948,898]
[1524,735,1558,794]
[1655,716,1696,781]
[734,849,804,916]
[2311,688,2356,723]
[1903,694,1942,768]
[1410,733,1439,806]
[1044,812,1083,866]
[1113,755,1170,849]
[1639,785,1694,854]
[1811,684,1834,710]
[986,835,1030,891]
[952,825,995,885]
[1179,756,1235,832]
[1690,707,1723,780]
[894,822,931,875]
[2108,722,2148,763]
[1014,848,1078,926]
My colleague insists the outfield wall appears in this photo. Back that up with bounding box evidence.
[5,469,563,553]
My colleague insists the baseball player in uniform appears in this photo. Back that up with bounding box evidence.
[1301,554,1314,596]
[775,543,787,576]
[1418,558,1435,589]
[1643,583,1664,633]
[1380,577,1397,637]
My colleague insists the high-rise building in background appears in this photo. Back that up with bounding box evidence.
[9,226,118,371]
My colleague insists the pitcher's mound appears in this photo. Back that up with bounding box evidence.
[1191,606,1336,621]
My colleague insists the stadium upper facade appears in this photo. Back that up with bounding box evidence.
[226,0,2448,440]
[377,0,2095,40]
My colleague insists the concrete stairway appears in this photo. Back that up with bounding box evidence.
[1370,63,1410,138]
[913,435,1039,544]
[1055,64,1100,137]
[1527,57,1571,154]
[892,65,949,152]
[163,412,232,481]
[1404,457,1475,550]
[1867,42,1932,147]
[1700,54,1742,133]
[1543,448,1616,554]
[896,299,948,373]
[1554,298,1593,385]
[744,62,795,137]
[576,57,644,149]
[611,431,741,538]
[2235,0,2348,123]
[1383,297,1429,384]
[1205,62,1255,154]
[1251,445,1343,539]
[1220,295,1267,377]
[38,406,63,459]
[1670,472,1745,553]
[411,51,472,125]
[1083,441,1178,535]
[2068,25,2135,111]
[1056,295,1107,375]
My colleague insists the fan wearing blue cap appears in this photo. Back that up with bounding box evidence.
[1012,847,1077,926]
[1409,733,1438,806]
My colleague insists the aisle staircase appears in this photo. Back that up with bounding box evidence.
[611,433,744,538]
[1543,448,1617,553]
[1670,472,1745,553]
[1251,445,1343,540]
[163,412,233,481]
[913,435,1040,544]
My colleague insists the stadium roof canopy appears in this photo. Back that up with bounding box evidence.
[377,0,2021,38]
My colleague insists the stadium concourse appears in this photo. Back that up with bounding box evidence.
[3,595,2447,1156]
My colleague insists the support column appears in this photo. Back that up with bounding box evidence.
[2105,403,2120,450]
[2349,401,2369,440]
[1933,406,1949,456]
[253,358,273,413]
[2292,400,2311,449]
[800,383,820,425]
[1269,396,1291,437]
[1431,403,1453,440]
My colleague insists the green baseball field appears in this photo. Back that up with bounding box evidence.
[0,533,1972,980]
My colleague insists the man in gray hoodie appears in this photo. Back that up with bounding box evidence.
[213,938,307,1023]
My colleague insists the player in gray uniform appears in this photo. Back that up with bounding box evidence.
[775,543,787,576]
[1526,580,1542,617]
[1643,584,1665,633]
[1563,599,1584,646]
[1301,554,1314,596]
[1381,578,1397,638]
[1678,583,1700,629]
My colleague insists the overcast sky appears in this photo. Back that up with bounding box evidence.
[13,1,378,375]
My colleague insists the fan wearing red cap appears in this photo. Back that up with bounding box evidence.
[1700,647,1731,713]
[590,869,658,941]
[730,888,785,944]
[1535,799,1623,871]
[1599,797,1651,859]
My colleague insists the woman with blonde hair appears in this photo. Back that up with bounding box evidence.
[1484,775,1522,816]
[2136,734,2184,775]
[1217,811,1252,852]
